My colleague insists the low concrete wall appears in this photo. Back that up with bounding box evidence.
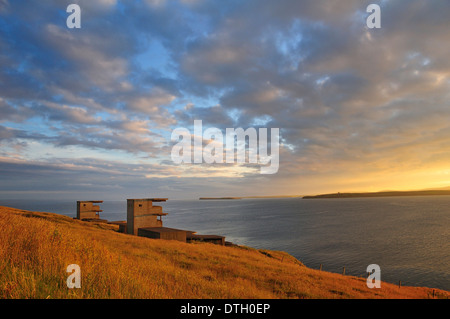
[138,227,187,242]
[187,234,225,245]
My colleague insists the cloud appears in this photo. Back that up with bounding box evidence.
[0,98,36,123]
[0,0,9,14]
[0,125,48,141]
[128,88,176,113]
[42,23,129,91]
[2,0,450,198]
[174,104,235,128]
[0,156,260,200]
[37,101,100,125]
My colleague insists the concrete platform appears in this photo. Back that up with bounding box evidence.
[137,227,188,242]
[108,221,127,233]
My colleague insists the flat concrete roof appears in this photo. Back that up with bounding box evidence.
[138,227,189,233]
[187,234,225,239]
[77,200,103,203]
[127,198,168,202]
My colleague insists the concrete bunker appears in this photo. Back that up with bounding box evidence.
[126,198,168,235]
[77,201,105,221]
[78,197,227,245]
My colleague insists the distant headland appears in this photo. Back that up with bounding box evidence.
[303,189,450,199]
[199,190,450,200]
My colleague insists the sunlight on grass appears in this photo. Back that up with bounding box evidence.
[0,206,448,299]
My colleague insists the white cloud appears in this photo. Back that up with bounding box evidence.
[128,88,176,115]
[44,24,128,90]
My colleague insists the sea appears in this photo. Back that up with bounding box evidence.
[1,196,449,291]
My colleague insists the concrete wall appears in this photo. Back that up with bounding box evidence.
[187,234,225,246]
[118,223,127,234]
[138,227,187,242]
[127,199,164,235]
[108,221,127,233]
[77,201,102,220]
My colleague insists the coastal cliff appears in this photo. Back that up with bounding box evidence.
[0,206,447,299]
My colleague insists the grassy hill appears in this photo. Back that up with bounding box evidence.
[0,205,448,299]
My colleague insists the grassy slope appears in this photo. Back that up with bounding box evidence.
[0,206,448,299]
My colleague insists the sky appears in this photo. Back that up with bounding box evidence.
[1,0,450,200]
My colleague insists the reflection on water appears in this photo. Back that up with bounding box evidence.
[1,196,449,291]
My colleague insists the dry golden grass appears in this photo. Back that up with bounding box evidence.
[0,205,448,299]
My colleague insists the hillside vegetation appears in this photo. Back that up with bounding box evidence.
[0,206,448,299]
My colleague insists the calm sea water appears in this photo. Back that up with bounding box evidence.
[1,196,449,291]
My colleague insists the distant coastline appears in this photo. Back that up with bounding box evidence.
[199,190,450,200]
[303,189,450,199]
[199,195,303,200]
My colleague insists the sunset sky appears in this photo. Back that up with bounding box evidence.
[1,0,450,200]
